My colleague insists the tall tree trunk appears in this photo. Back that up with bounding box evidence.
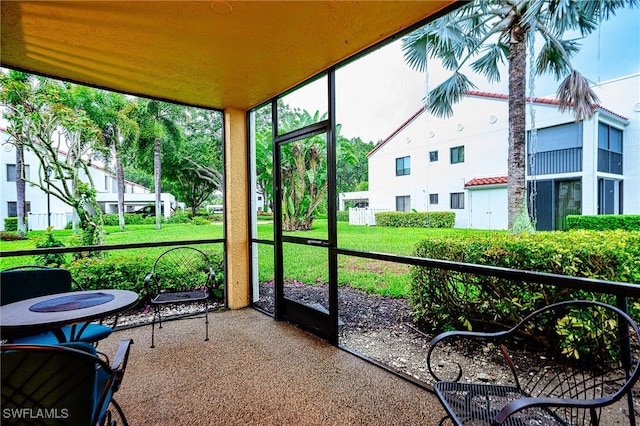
[154,137,162,230]
[115,149,126,230]
[507,25,527,229]
[15,145,27,235]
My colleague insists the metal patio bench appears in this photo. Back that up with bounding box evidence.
[427,300,640,425]
[144,247,220,348]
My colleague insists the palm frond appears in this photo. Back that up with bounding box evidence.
[536,37,580,78]
[401,29,430,73]
[579,0,639,25]
[556,70,600,121]
[470,44,507,83]
[427,73,477,119]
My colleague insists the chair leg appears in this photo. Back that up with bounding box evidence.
[110,398,129,426]
[205,306,209,342]
[150,306,160,348]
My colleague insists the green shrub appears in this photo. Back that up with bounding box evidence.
[336,211,349,222]
[102,213,167,226]
[102,214,119,226]
[167,210,192,224]
[3,217,27,232]
[35,227,67,267]
[410,230,640,333]
[191,216,211,226]
[126,214,160,225]
[4,217,18,232]
[207,213,223,222]
[375,211,455,228]
[567,214,640,231]
[0,231,28,241]
[257,211,273,221]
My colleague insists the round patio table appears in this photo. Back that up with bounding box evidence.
[0,289,138,339]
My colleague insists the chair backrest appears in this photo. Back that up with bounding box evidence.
[514,301,640,423]
[428,300,640,425]
[0,267,75,306]
[146,247,215,294]
[1,342,112,426]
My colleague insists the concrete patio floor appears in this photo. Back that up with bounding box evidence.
[98,308,445,425]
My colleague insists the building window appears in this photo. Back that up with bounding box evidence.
[450,192,464,209]
[6,164,30,182]
[395,156,410,176]
[429,151,438,162]
[105,176,109,191]
[598,122,623,174]
[396,195,410,212]
[7,201,31,217]
[429,194,439,205]
[450,146,464,164]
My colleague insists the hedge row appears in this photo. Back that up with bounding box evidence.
[567,214,640,231]
[69,249,225,301]
[102,212,223,226]
[410,230,640,333]
[4,217,23,232]
[375,211,455,228]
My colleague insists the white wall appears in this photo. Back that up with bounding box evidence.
[366,74,639,229]
[592,74,640,214]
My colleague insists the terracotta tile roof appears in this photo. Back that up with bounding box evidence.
[465,91,628,121]
[465,176,508,187]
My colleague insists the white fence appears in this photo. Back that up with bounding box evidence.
[28,212,73,231]
[348,208,388,226]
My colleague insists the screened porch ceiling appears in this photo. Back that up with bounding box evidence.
[1,1,458,111]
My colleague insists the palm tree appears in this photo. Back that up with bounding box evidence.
[402,0,637,229]
[133,99,184,230]
[75,88,139,230]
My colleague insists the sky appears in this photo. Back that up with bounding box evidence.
[285,6,640,143]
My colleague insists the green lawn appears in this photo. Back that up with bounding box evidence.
[1,220,500,297]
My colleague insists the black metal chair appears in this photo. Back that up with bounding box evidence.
[0,266,114,344]
[1,339,133,426]
[427,300,640,425]
[144,247,220,348]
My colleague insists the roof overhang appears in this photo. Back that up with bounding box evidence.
[1,1,459,111]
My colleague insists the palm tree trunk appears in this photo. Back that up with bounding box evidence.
[507,24,527,229]
[15,145,27,235]
[154,137,162,230]
[116,150,126,230]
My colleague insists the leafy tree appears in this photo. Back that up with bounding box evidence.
[254,102,362,229]
[280,137,326,231]
[336,136,373,194]
[165,107,223,215]
[0,73,106,246]
[123,165,153,190]
[402,0,637,229]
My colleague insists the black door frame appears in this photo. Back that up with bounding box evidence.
[272,69,339,344]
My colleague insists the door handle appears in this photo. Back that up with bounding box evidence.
[307,239,330,247]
